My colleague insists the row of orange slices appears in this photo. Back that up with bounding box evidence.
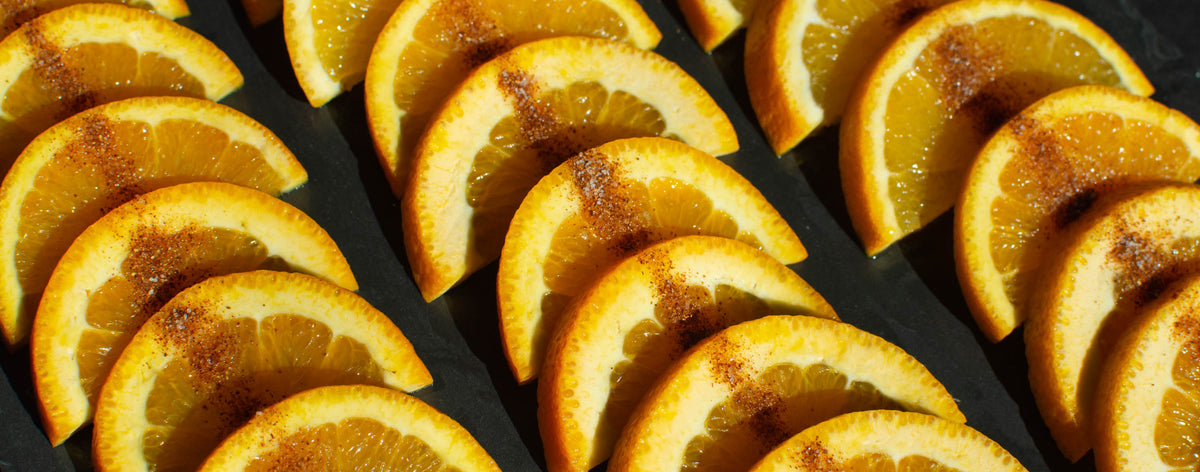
[0,3,509,471]
[673,0,1200,466]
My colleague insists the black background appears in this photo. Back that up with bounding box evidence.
[1,0,1197,470]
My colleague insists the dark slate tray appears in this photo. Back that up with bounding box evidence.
[1,0,1196,470]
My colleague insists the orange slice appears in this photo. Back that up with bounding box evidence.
[744,0,953,155]
[404,36,738,301]
[1094,274,1200,472]
[364,0,661,198]
[839,0,1153,256]
[0,3,243,177]
[608,315,965,472]
[747,410,1028,472]
[499,137,804,384]
[199,385,498,472]
[677,0,752,51]
[31,182,357,446]
[1026,183,1200,461]
[957,86,1200,343]
[284,0,402,106]
[0,96,308,348]
[241,0,282,26]
[0,0,190,37]
[539,235,836,472]
[93,272,431,472]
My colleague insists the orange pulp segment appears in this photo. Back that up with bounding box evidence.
[747,410,1028,472]
[0,0,189,37]
[199,385,500,472]
[283,0,403,106]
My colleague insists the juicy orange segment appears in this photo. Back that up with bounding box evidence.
[0,0,190,37]
[677,0,752,51]
[284,0,403,106]
[364,0,661,197]
[92,272,431,472]
[31,182,357,446]
[539,235,835,472]
[499,138,803,383]
[0,3,243,177]
[1027,184,1200,461]
[0,96,307,348]
[404,37,738,302]
[840,0,1152,256]
[198,385,498,472]
[745,0,953,155]
[956,86,1200,343]
[608,315,965,472]
[747,410,1028,472]
[1094,274,1200,472]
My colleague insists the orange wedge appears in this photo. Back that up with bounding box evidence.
[1094,274,1200,472]
[608,315,965,472]
[0,0,190,37]
[499,137,803,383]
[747,410,1028,472]
[1026,183,1200,461]
[199,385,498,472]
[677,0,752,51]
[241,0,282,25]
[31,182,357,446]
[745,0,952,155]
[364,0,661,198]
[0,3,243,177]
[840,0,1153,256]
[957,86,1200,343]
[284,0,403,106]
[0,96,307,348]
[404,37,738,301]
[93,272,431,472]
[539,235,835,472]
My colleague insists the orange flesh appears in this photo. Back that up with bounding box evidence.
[536,154,770,370]
[244,418,461,471]
[1083,234,1200,431]
[392,0,629,163]
[1158,322,1200,466]
[76,228,283,404]
[845,453,959,471]
[140,313,386,472]
[884,16,1125,233]
[602,285,769,441]
[466,79,680,264]
[1,40,205,171]
[16,116,287,324]
[311,0,404,86]
[802,0,949,124]
[681,363,903,471]
[988,112,1200,314]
